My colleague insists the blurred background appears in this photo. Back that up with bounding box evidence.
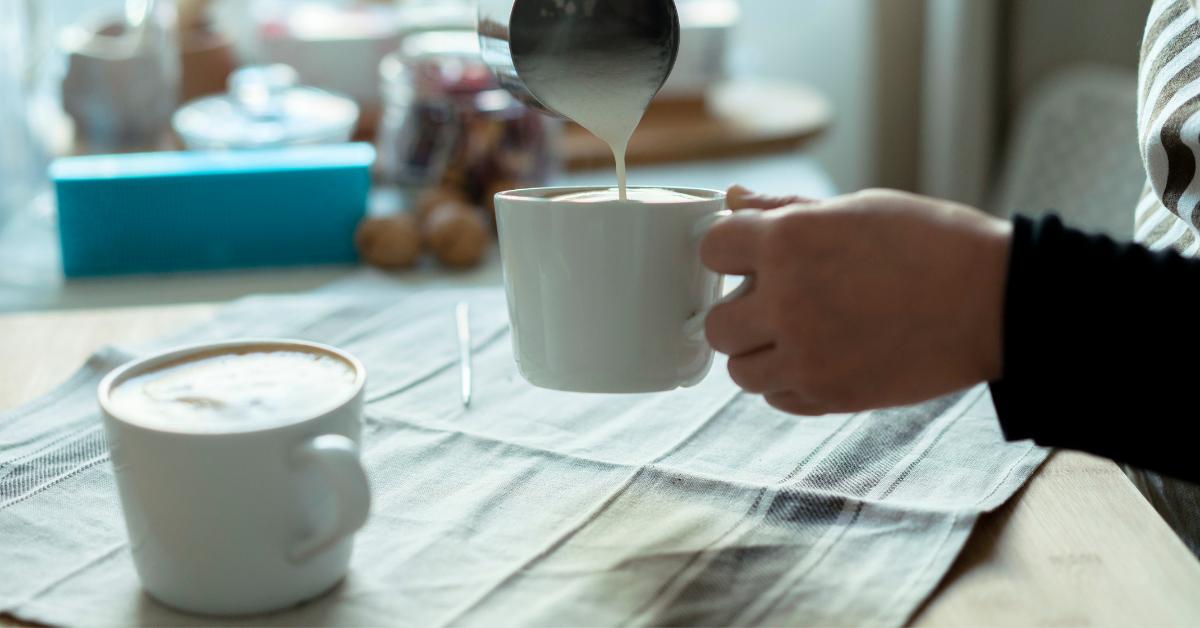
[0,0,1153,310]
[737,0,1149,221]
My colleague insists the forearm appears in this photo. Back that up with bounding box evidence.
[991,215,1200,484]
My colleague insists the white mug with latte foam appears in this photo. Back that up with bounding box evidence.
[98,339,371,616]
[495,186,728,393]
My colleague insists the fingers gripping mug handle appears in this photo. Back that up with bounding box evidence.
[683,209,759,343]
[289,434,371,563]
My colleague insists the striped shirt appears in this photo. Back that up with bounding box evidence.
[1136,0,1200,253]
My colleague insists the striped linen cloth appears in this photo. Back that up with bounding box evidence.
[0,275,1047,626]
[1121,0,1200,557]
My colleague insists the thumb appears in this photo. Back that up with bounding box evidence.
[727,185,815,211]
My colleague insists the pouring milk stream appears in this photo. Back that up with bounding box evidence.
[493,0,681,200]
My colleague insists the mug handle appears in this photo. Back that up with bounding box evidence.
[288,434,372,563]
[682,209,761,343]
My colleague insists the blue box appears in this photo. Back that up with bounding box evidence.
[51,143,375,277]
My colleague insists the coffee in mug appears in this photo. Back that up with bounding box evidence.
[549,187,707,203]
[494,185,727,393]
[99,339,371,616]
[108,346,358,427]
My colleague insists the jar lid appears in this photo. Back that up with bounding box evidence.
[173,64,359,150]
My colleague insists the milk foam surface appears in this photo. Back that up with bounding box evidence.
[109,350,357,427]
[552,188,704,203]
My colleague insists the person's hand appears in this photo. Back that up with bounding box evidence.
[700,186,1012,415]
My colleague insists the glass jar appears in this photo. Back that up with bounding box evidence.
[376,29,556,215]
[58,0,181,154]
[0,0,61,285]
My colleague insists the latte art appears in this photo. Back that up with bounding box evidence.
[108,348,358,427]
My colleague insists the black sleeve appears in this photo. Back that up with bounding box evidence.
[990,214,1200,485]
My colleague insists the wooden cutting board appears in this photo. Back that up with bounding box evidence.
[561,78,833,171]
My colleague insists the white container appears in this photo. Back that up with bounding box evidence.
[658,0,740,98]
[173,64,359,150]
[253,1,403,110]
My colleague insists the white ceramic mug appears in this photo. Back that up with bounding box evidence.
[494,186,728,393]
[97,339,371,616]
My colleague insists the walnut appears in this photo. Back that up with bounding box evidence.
[422,202,488,268]
[354,214,421,269]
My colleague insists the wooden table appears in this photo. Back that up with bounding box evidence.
[3,304,1200,626]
